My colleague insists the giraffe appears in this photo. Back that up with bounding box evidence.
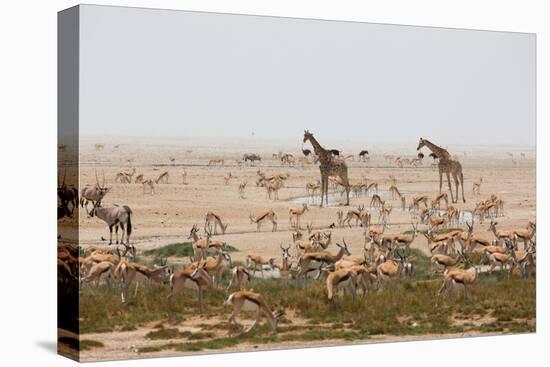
[303,130,350,206]
[416,138,465,204]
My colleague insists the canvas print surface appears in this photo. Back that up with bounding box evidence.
[57,5,536,362]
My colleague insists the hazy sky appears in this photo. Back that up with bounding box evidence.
[79,5,535,146]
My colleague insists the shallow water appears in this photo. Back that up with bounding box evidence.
[287,192,473,224]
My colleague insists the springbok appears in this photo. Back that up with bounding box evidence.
[343,204,365,228]
[266,178,283,200]
[430,251,465,273]
[326,268,358,303]
[155,171,169,184]
[289,203,309,229]
[438,266,480,299]
[204,211,228,235]
[208,159,225,166]
[246,254,276,278]
[167,262,211,319]
[188,224,211,261]
[411,195,429,210]
[378,204,393,225]
[249,210,277,232]
[432,193,449,210]
[472,177,483,195]
[142,179,155,195]
[389,185,402,200]
[366,182,379,196]
[80,261,115,288]
[370,194,384,208]
[227,266,252,291]
[488,220,517,248]
[134,174,144,184]
[224,290,283,334]
[113,256,170,303]
[277,244,292,281]
[238,180,247,199]
[297,239,351,284]
[306,180,321,199]
[224,172,234,185]
[360,210,371,229]
[393,222,419,250]
[115,167,136,183]
[426,213,448,231]
[514,221,536,250]
[376,249,408,288]
[190,249,232,288]
[90,200,132,246]
[316,231,333,249]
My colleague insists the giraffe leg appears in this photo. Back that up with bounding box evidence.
[319,174,324,207]
[446,172,455,203]
[453,174,459,204]
[460,172,466,203]
[439,169,443,194]
[324,175,329,207]
[321,175,327,207]
[342,177,350,206]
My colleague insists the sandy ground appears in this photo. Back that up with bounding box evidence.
[58,137,535,361]
[60,137,535,261]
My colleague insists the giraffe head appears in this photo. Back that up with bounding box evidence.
[303,130,313,143]
[416,137,427,151]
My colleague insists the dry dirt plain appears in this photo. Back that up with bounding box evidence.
[68,137,535,261]
[58,137,536,361]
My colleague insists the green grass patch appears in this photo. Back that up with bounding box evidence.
[80,339,105,350]
[142,242,238,259]
[58,337,104,351]
[145,328,215,340]
[81,245,535,351]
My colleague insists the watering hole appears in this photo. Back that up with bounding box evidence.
[287,191,473,224]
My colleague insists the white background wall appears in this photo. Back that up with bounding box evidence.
[0,1,546,366]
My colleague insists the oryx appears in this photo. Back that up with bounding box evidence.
[57,170,78,216]
[90,199,133,246]
[80,170,110,213]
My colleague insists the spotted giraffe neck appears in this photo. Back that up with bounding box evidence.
[423,140,450,159]
[307,135,327,157]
